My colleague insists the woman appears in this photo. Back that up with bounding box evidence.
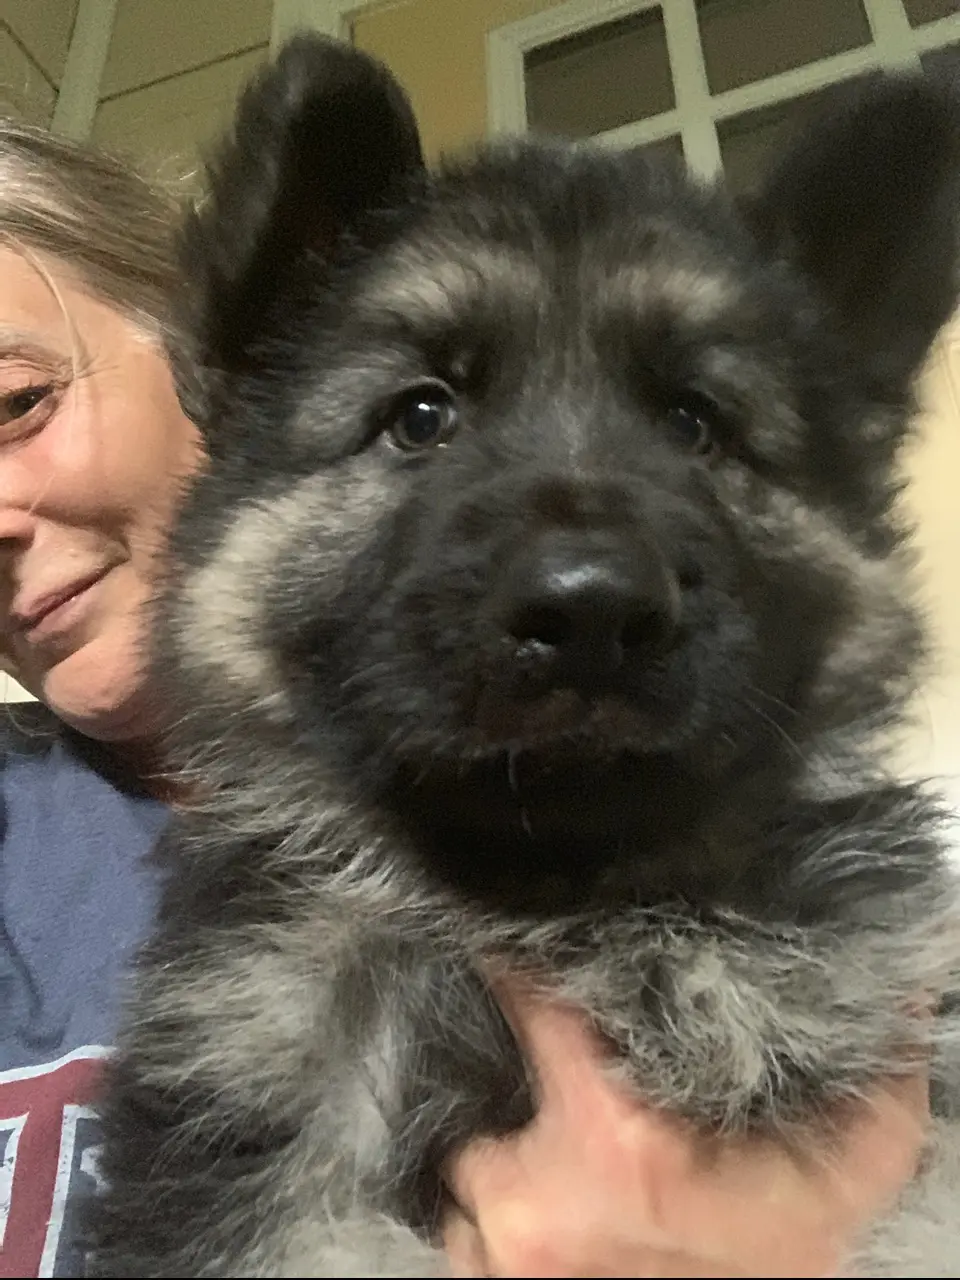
[0,116,929,1279]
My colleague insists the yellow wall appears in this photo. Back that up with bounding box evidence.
[92,0,271,178]
[896,332,960,802]
[82,0,553,175]
[353,0,557,161]
[3,0,78,83]
[0,0,78,124]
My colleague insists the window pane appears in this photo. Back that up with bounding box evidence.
[525,8,674,141]
[639,134,684,164]
[921,39,960,78]
[697,0,871,96]
[718,75,876,197]
[904,0,960,27]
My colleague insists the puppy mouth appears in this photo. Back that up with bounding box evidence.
[469,682,690,755]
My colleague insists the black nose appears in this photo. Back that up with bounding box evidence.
[498,531,681,683]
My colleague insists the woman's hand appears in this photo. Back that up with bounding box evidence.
[443,987,929,1278]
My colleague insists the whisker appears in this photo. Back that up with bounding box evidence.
[740,690,806,762]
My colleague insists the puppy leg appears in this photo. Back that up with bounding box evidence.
[89,912,530,1276]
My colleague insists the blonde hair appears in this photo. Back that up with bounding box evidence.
[0,121,192,693]
[0,117,181,338]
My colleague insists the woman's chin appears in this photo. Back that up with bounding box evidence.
[38,630,155,744]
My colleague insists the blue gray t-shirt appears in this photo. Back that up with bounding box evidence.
[0,705,168,1277]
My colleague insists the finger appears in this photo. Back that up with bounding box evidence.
[645,1074,930,1273]
[489,981,614,1106]
[445,988,643,1215]
[458,1208,752,1280]
[446,1008,696,1237]
[489,983,669,1151]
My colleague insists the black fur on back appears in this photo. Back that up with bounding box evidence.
[90,36,960,1277]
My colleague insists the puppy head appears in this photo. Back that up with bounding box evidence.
[164,37,960,891]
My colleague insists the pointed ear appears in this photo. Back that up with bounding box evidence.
[745,75,960,393]
[180,34,424,382]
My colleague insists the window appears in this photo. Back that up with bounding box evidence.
[922,39,960,73]
[696,0,870,95]
[525,9,673,139]
[904,0,960,28]
[489,0,960,188]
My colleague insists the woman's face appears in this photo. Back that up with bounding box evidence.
[0,245,202,741]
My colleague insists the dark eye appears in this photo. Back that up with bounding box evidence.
[664,393,724,456]
[0,383,55,426]
[387,380,459,452]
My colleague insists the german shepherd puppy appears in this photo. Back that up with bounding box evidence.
[90,35,960,1277]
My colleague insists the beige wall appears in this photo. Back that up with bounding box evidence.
[2,0,78,83]
[353,0,558,161]
[897,326,960,799]
[91,0,272,177]
[0,0,543,165]
[0,0,78,124]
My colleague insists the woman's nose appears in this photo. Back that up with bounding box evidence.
[0,501,38,548]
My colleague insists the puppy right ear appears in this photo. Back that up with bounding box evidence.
[180,34,424,382]
[744,74,960,399]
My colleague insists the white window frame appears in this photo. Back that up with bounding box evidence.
[487,0,960,180]
[51,0,120,138]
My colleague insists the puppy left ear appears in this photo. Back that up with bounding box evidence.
[746,75,960,394]
[180,33,424,385]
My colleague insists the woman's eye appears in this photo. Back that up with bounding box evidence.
[387,380,460,452]
[0,383,56,428]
